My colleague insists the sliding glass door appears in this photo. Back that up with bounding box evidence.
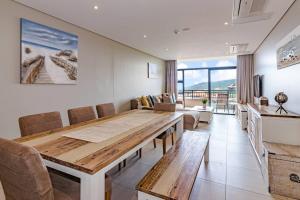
[210,68,237,114]
[177,66,237,114]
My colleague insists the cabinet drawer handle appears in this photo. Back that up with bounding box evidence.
[290,174,300,183]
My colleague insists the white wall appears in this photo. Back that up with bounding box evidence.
[0,0,165,139]
[254,1,300,114]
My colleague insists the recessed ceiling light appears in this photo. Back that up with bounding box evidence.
[165,48,169,51]
[93,5,99,10]
[225,42,229,45]
[224,22,229,26]
[143,35,147,38]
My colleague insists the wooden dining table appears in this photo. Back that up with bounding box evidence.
[15,109,184,200]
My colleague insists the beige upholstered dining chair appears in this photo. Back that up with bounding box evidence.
[19,111,63,137]
[96,103,116,118]
[68,106,97,125]
[0,137,74,200]
[153,103,176,154]
[19,110,112,200]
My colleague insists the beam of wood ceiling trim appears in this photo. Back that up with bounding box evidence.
[254,0,296,54]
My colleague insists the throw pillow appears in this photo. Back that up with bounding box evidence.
[147,96,154,107]
[155,95,162,103]
[141,96,150,107]
[152,95,158,104]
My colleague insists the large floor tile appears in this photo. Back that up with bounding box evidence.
[112,162,152,190]
[226,186,294,200]
[208,148,227,163]
[227,166,268,195]
[112,183,137,200]
[227,142,254,155]
[190,179,225,200]
[198,161,226,184]
[227,152,260,171]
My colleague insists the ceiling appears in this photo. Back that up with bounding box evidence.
[14,0,295,60]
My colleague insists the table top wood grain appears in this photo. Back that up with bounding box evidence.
[15,110,183,174]
[137,131,210,200]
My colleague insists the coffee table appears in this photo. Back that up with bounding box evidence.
[190,106,214,123]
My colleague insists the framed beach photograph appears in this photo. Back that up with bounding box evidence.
[20,18,78,84]
[147,63,160,79]
[277,25,300,69]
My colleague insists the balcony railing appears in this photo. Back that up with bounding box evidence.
[178,89,237,113]
[178,89,236,100]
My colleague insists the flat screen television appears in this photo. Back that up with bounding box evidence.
[253,75,263,98]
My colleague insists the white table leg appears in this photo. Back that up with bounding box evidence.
[176,116,184,139]
[80,171,105,200]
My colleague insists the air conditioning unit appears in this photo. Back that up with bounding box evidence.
[232,0,272,24]
[229,43,250,55]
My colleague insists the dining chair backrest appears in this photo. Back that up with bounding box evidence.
[154,103,176,112]
[96,103,116,118]
[68,106,96,125]
[19,112,63,137]
[0,138,54,200]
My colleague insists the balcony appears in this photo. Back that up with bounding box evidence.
[178,89,237,114]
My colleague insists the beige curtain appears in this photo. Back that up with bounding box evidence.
[165,60,177,97]
[237,54,254,104]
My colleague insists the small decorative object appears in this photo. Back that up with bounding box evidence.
[274,92,288,114]
[201,99,208,109]
[148,63,160,79]
[21,18,78,84]
[260,96,269,106]
[277,25,300,69]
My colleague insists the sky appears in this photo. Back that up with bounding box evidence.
[21,18,78,50]
[178,57,237,87]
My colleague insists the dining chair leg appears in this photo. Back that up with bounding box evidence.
[153,139,156,148]
[123,159,126,168]
[136,150,139,157]
[163,137,167,155]
[118,163,122,171]
[171,133,174,145]
[139,148,142,158]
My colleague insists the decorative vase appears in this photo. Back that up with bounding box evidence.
[203,104,207,109]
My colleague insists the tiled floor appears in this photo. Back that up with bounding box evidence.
[108,114,293,200]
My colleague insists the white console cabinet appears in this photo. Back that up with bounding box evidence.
[236,104,248,130]
[247,103,300,165]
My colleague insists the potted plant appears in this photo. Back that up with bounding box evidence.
[201,99,208,109]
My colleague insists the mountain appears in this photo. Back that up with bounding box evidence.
[185,79,236,90]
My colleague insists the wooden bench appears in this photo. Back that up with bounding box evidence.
[136,131,210,200]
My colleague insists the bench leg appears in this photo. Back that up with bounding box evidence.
[153,139,157,148]
[204,141,209,163]
[171,133,174,145]
[139,148,142,158]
